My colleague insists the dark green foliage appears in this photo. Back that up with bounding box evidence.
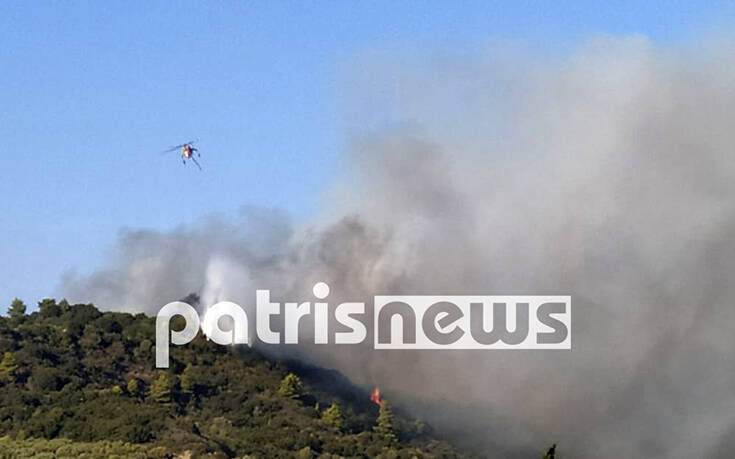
[0,436,169,458]
[29,366,66,392]
[179,362,214,398]
[0,301,466,458]
[37,299,61,319]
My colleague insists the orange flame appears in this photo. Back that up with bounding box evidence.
[370,387,383,406]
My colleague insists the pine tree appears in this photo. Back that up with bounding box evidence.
[374,400,397,443]
[278,373,304,399]
[0,352,18,382]
[150,371,172,403]
[180,364,196,395]
[7,298,26,320]
[322,403,343,430]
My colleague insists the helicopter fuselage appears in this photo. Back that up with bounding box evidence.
[182,145,196,159]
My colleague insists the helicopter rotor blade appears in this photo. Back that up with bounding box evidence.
[161,144,185,154]
[191,156,203,171]
[159,139,200,156]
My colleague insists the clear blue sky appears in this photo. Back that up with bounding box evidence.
[1,1,733,312]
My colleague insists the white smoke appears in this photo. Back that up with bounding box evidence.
[61,35,735,458]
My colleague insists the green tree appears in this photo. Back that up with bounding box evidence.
[79,324,104,349]
[374,401,396,443]
[133,339,153,361]
[150,371,172,403]
[124,416,153,444]
[0,352,18,382]
[30,367,63,392]
[58,299,71,314]
[180,364,196,395]
[321,403,343,430]
[278,373,304,399]
[8,298,26,320]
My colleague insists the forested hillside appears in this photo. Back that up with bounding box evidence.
[0,299,465,458]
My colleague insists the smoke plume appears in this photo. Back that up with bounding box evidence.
[61,36,735,458]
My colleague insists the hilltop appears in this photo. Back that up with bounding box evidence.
[0,299,465,458]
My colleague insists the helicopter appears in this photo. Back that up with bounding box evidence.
[162,140,202,170]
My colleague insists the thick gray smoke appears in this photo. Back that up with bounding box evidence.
[62,36,735,458]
